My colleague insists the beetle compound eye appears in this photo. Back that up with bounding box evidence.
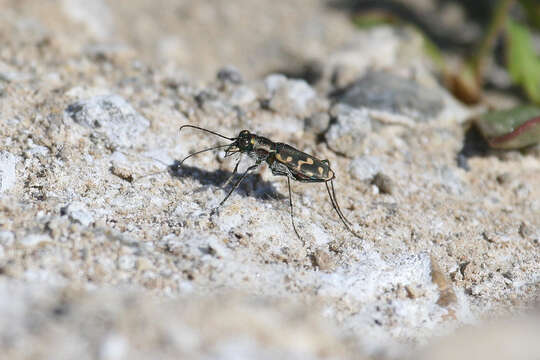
[241,138,250,148]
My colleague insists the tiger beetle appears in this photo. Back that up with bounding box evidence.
[179,124,361,240]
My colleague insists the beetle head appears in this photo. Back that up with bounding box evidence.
[225,130,254,156]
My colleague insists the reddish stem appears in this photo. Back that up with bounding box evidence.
[489,116,540,146]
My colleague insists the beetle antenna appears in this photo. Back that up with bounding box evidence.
[179,144,231,165]
[180,125,235,141]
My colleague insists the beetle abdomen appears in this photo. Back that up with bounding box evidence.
[275,143,334,181]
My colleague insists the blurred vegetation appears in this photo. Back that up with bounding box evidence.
[350,0,540,106]
[475,105,540,149]
[345,0,540,149]
[506,19,540,103]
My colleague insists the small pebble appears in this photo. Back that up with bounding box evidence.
[110,165,134,182]
[230,86,257,106]
[0,231,14,246]
[19,234,52,247]
[304,112,330,135]
[99,333,128,360]
[61,202,94,227]
[217,66,243,85]
[404,285,421,299]
[312,249,335,272]
[325,104,372,157]
[371,172,394,194]
[136,257,154,271]
[431,257,457,307]
[496,172,511,185]
[349,156,381,182]
[164,235,183,256]
[117,255,136,271]
[264,74,316,116]
[519,222,533,238]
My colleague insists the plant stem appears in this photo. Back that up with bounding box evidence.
[471,0,516,79]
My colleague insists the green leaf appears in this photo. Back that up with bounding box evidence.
[506,20,540,103]
[475,105,540,149]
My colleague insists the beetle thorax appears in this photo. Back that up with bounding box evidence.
[252,136,275,153]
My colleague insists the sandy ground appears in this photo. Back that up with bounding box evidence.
[0,1,538,359]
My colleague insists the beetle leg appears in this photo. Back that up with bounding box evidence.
[287,176,304,244]
[213,162,260,212]
[221,159,242,189]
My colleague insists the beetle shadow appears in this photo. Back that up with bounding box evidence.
[169,160,285,201]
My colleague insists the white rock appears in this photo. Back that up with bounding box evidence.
[19,234,52,247]
[230,86,257,105]
[62,201,94,227]
[0,231,14,246]
[264,74,316,116]
[0,61,29,82]
[117,255,136,271]
[264,74,288,92]
[99,333,128,360]
[64,94,150,148]
[326,104,372,157]
[0,151,17,193]
[349,156,381,181]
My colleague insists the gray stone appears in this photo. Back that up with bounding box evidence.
[304,112,330,135]
[437,165,465,195]
[372,172,394,195]
[325,104,372,157]
[217,66,243,85]
[64,95,150,148]
[335,71,444,122]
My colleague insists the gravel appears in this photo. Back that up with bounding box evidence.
[0,1,538,359]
